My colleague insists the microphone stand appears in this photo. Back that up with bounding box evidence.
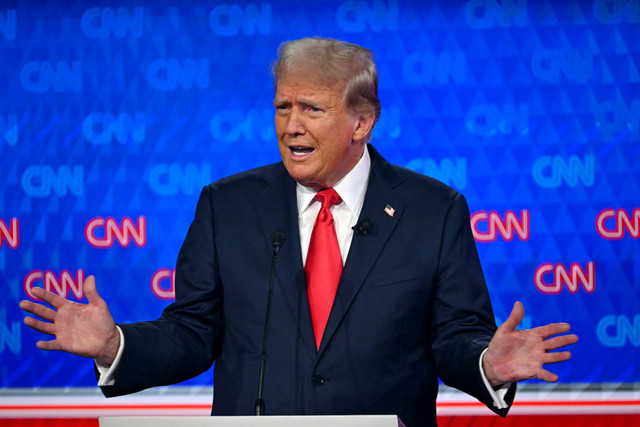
[255,229,286,415]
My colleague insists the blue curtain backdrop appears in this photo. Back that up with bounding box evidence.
[1,0,639,391]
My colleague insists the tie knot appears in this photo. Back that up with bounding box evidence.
[316,188,341,209]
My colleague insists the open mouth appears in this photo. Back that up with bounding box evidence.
[290,146,315,157]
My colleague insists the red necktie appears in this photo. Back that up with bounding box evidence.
[305,188,342,350]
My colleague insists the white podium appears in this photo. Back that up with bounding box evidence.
[99,415,404,427]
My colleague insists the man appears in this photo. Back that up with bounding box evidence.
[20,38,577,427]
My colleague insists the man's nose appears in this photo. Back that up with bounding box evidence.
[285,108,305,135]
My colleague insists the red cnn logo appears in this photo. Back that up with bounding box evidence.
[471,210,530,242]
[0,218,19,248]
[151,268,175,300]
[534,262,595,294]
[85,216,147,248]
[596,208,640,239]
[24,269,86,300]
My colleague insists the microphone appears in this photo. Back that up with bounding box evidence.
[352,216,372,235]
[255,228,286,416]
[271,228,286,251]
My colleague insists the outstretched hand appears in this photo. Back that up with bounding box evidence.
[19,275,120,367]
[483,301,578,387]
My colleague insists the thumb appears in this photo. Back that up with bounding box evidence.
[500,301,524,332]
[84,275,104,306]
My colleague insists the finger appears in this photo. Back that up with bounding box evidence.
[36,340,62,352]
[84,275,105,306]
[544,334,579,351]
[531,322,572,339]
[500,301,524,332]
[30,286,69,309]
[543,350,572,365]
[23,316,56,336]
[536,368,559,383]
[19,300,57,322]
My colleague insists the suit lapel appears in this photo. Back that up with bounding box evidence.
[318,145,406,354]
[255,165,317,357]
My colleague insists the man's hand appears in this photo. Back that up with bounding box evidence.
[19,275,120,367]
[483,301,579,387]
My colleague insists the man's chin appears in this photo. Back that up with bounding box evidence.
[286,169,324,190]
[294,177,324,190]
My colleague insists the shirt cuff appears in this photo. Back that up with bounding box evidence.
[96,325,124,387]
[479,348,510,410]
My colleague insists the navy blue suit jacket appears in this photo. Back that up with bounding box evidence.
[102,145,514,426]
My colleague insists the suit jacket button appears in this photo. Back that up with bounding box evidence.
[311,375,325,385]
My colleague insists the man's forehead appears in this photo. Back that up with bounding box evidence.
[275,75,345,99]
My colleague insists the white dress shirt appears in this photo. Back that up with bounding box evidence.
[297,145,371,266]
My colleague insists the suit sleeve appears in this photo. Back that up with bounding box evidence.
[430,192,515,416]
[101,185,224,397]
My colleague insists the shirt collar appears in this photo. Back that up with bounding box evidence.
[297,145,371,214]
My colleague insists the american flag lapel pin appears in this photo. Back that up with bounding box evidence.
[384,204,395,217]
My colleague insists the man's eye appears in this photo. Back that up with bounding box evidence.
[308,106,322,113]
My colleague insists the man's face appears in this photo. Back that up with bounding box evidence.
[274,74,372,190]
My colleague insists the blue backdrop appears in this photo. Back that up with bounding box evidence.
[1,0,639,391]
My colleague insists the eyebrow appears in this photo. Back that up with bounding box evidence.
[273,97,328,109]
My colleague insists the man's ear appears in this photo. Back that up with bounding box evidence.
[352,113,376,142]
